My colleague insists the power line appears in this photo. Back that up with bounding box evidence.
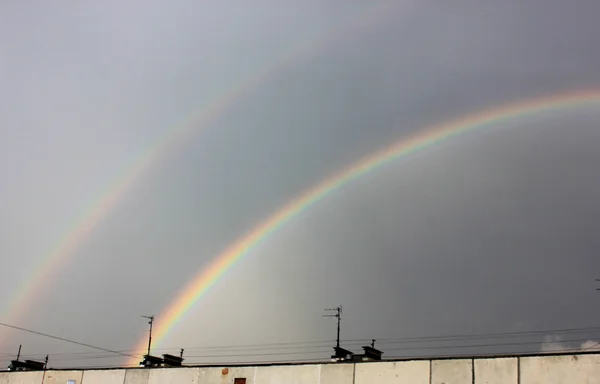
[176,336,600,361]
[10,344,597,370]
[170,339,337,351]
[167,350,331,359]
[3,323,599,368]
[145,345,600,367]
[11,324,594,358]
[50,337,600,365]
[0,321,139,359]
[582,341,600,351]
[381,337,600,353]
[4,343,599,370]
[363,325,600,344]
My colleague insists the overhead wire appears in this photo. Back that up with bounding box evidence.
[5,324,597,358]
[0,321,139,359]
[1,323,599,369]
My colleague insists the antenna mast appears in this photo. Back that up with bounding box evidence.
[323,306,343,349]
[141,315,154,357]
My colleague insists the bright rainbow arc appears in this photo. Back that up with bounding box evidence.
[0,1,401,347]
[131,88,600,362]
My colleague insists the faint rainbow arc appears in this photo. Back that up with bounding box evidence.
[0,0,403,347]
[132,88,600,361]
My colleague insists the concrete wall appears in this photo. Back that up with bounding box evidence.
[431,359,472,384]
[0,371,43,384]
[1,353,598,384]
[198,366,256,384]
[319,363,354,384]
[520,354,600,384]
[80,370,126,384]
[355,360,429,384]
[43,370,83,384]
[254,364,320,384]
[123,369,150,384]
[147,367,199,384]
[474,357,517,384]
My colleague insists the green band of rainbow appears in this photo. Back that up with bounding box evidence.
[132,88,600,361]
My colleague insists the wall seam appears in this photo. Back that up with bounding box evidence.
[517,357,521,384]
[471,359,475,384]
[80,370,85,384]
[352,363,356,384]
[429,360,432,384]
[317,364,321,384]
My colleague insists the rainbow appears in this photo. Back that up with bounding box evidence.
[0,1,403,348]
[130,88,600,362]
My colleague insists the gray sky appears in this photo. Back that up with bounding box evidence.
[1,0,600,369]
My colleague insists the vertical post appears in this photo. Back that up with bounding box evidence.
[336,306,341,349]
[40,355,49,384]
[148,319,152,356]
[323,306,343,352]
[180,349,184,359]
[141,315,154,356]
[147,317,153,356]
[16,345,22,361]
[517,356,521,384]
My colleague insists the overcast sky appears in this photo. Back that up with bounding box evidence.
[1,0,600,369]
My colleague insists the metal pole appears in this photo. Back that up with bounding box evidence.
[323,306,343,354]
[16,345,21,361]
[142,316,154,356]
[336,308,341,349]
[147,317,153,356]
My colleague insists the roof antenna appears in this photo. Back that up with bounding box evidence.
[323,306,343,350]
[141,315,154,357]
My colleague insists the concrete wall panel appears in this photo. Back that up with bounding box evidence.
[432,359,472,384]
[147,367,199,384]
[81,369,126,384]
[474,358,517,384]
[520,354,600,384]
[355,360,429,384]
[254,364,320,384]
[124,369,150,384]
[43,370,84,384]
[0,371,43,384]
[319,363,354,384]
[2,353,600,384]
[198,366,256,384]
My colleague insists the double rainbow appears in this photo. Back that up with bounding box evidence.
[129,88,600,361]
